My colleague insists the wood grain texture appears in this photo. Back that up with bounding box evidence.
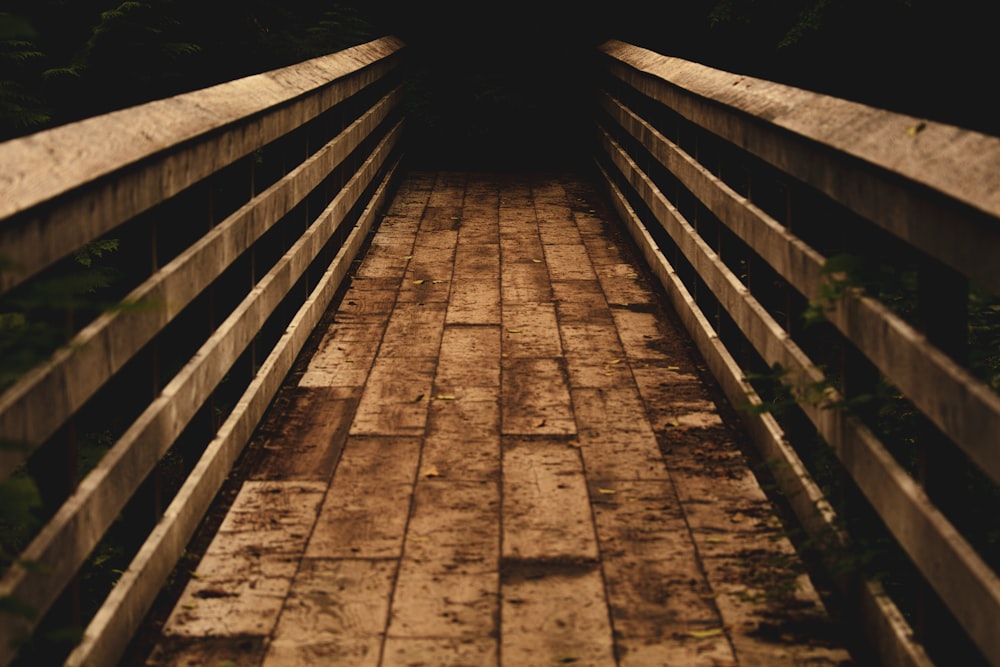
[0,37,404,293]
[600,39,1000,294]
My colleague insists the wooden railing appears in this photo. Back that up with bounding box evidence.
[596,40,1000,667]
[0,36,405,667]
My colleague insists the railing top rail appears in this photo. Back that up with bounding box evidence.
[599,40,1000,292]
[600,39,1000,220]
[0,36,404,224]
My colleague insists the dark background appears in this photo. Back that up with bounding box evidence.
[1,0,997,167]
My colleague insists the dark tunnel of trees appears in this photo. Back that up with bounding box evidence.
[0,0,997,166]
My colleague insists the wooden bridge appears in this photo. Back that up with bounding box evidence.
[1,36,999,667]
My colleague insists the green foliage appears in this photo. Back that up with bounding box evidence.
[0,240,121,388]
[0,12,50,138]
[0,474,41,570]
[802,253,864,326]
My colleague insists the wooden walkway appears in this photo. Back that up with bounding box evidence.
[143,172,853,666]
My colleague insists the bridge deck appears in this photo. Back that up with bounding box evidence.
[144,172,852,666]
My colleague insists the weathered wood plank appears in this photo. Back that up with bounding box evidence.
[305,436,420,559]
[350,356,436,436]
[434,325,501,389]
[262,558,395,667]
[501,563,616,666]
[249,386,359,482]
[502,439,598,561]
[388,480,498,637]
[500,358,576,436]
[501,302,562,358]
[424,386,501,481]
[590,480,724,644]
[160,481,325,638]
[571,387,668,482]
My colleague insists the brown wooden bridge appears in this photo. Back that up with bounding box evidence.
[2,37,999,667]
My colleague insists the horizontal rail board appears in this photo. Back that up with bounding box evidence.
[0,86,403,479]
[0,121,402,659]
[0,37,404,293]
[600,40,1000,295]
[601,92,1000,487]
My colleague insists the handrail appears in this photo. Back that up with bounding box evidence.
[0,36,405,666]
[597,39,1000,667]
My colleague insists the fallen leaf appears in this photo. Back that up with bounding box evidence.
[435,394,456,400]
[687,628,723,639]
[507,328,522,334]
[667,365,680,371]
[409,535,431,542]
[597,488,617,495]
[532,259,543,263]
[432,279,444,284]
[607,358,622,365]
[423,466,442,478]
[730,512,745,523]
[706,537,727,544]
[907,121,927,136]
[413,279,425,285]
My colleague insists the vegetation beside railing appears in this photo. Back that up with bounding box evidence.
[0,35,405,667]
[596,39,1000,667]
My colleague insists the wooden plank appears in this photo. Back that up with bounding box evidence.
[0,91,402,479]
[381,638,497,667]
[388,480,498,637]
[589,480,724,640]
[159,481,325,638]
[501,302,562,358]
[571,387,668,482]
[596,159,935,667]
[501,562,615,666]
[601,40,1000,293]
[434,325,501,389]
[552,280,615,325]
[502,439,598,561]
[424,386,501,481]
[298,322,389,388]
[0,37,404,293]
[262,558,396,667]
[446,278,501,325]
[500,262,552,305]
[605,93,1000,487]
[305,436,421,559]
[500,358,575,436]
[146,637,269,666]
[543,244,597,281]
[62,156,403,667]
[350,356,436,436]
[377,301,447,358]
[249,386,359,482]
